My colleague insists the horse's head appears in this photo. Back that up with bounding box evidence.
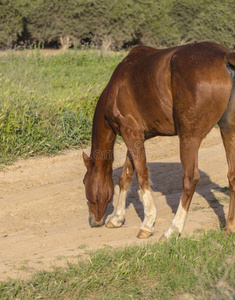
[83,152,114,227]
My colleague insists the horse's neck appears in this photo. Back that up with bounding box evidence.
[90,93,116,166]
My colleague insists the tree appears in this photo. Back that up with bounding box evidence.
[0,0,23,48]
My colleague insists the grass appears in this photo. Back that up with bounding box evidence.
[211,196,230,204]
[0,49,126,165]
[0,230,234,299]
[0,50,234,299]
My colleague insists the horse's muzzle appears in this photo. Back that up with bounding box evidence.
[89,215,104,227]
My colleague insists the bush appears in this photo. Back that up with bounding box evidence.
[0,50,125,164]
[0,0,235,50]
[0,0,23,48]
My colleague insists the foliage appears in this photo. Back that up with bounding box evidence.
[0,230,234,299]
[170,0,235,48]
[0,50,125,164]
[0,0,23,48]
[0,0,235,50]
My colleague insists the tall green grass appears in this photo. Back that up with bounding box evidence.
[0,231,234,299]
[0,50,125,164]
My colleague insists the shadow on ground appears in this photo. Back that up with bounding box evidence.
[104,162,229,228]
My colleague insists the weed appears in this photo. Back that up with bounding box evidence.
[0,50,125,165]
[78,244,87,250]
[56,256,65,261]
[215,196,230,203]
[220,186,230,192]
[191,203,206,211]
[0,231,234,299]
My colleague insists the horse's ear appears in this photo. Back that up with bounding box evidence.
[83,152,90,169]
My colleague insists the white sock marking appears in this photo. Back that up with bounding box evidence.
[164,201,187,239]
[140,190,157,233]
[109,189,127,226]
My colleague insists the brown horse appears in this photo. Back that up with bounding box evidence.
[83,42,235,240]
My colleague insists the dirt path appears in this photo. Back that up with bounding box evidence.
[0,128,230,281]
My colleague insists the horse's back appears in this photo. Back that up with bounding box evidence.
[105,45,179,137]
[104,42,233,139]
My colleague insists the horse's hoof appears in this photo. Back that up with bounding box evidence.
[159,234,168,242]
[105,220,116,228]
[105,220,123,228]
[224,226,235,235]
[137,229,153,239]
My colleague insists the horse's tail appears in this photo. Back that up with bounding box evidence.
[225,52,235,79]
[218,52,235,128]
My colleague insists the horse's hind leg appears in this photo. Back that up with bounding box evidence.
[161,136,201,240]
[106,150,134,228]
[220,127,235,234]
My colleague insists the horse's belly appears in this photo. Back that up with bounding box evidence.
[144,117,176,139]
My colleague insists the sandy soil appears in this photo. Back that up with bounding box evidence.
[0,128,231,281]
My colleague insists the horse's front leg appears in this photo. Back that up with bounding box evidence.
[160,137,201,240]
[121,130,157,239]
[106,150,134,228]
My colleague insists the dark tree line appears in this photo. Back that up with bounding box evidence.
[0,0,235,50]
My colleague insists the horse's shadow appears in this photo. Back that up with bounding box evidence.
[105,162,228,228]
